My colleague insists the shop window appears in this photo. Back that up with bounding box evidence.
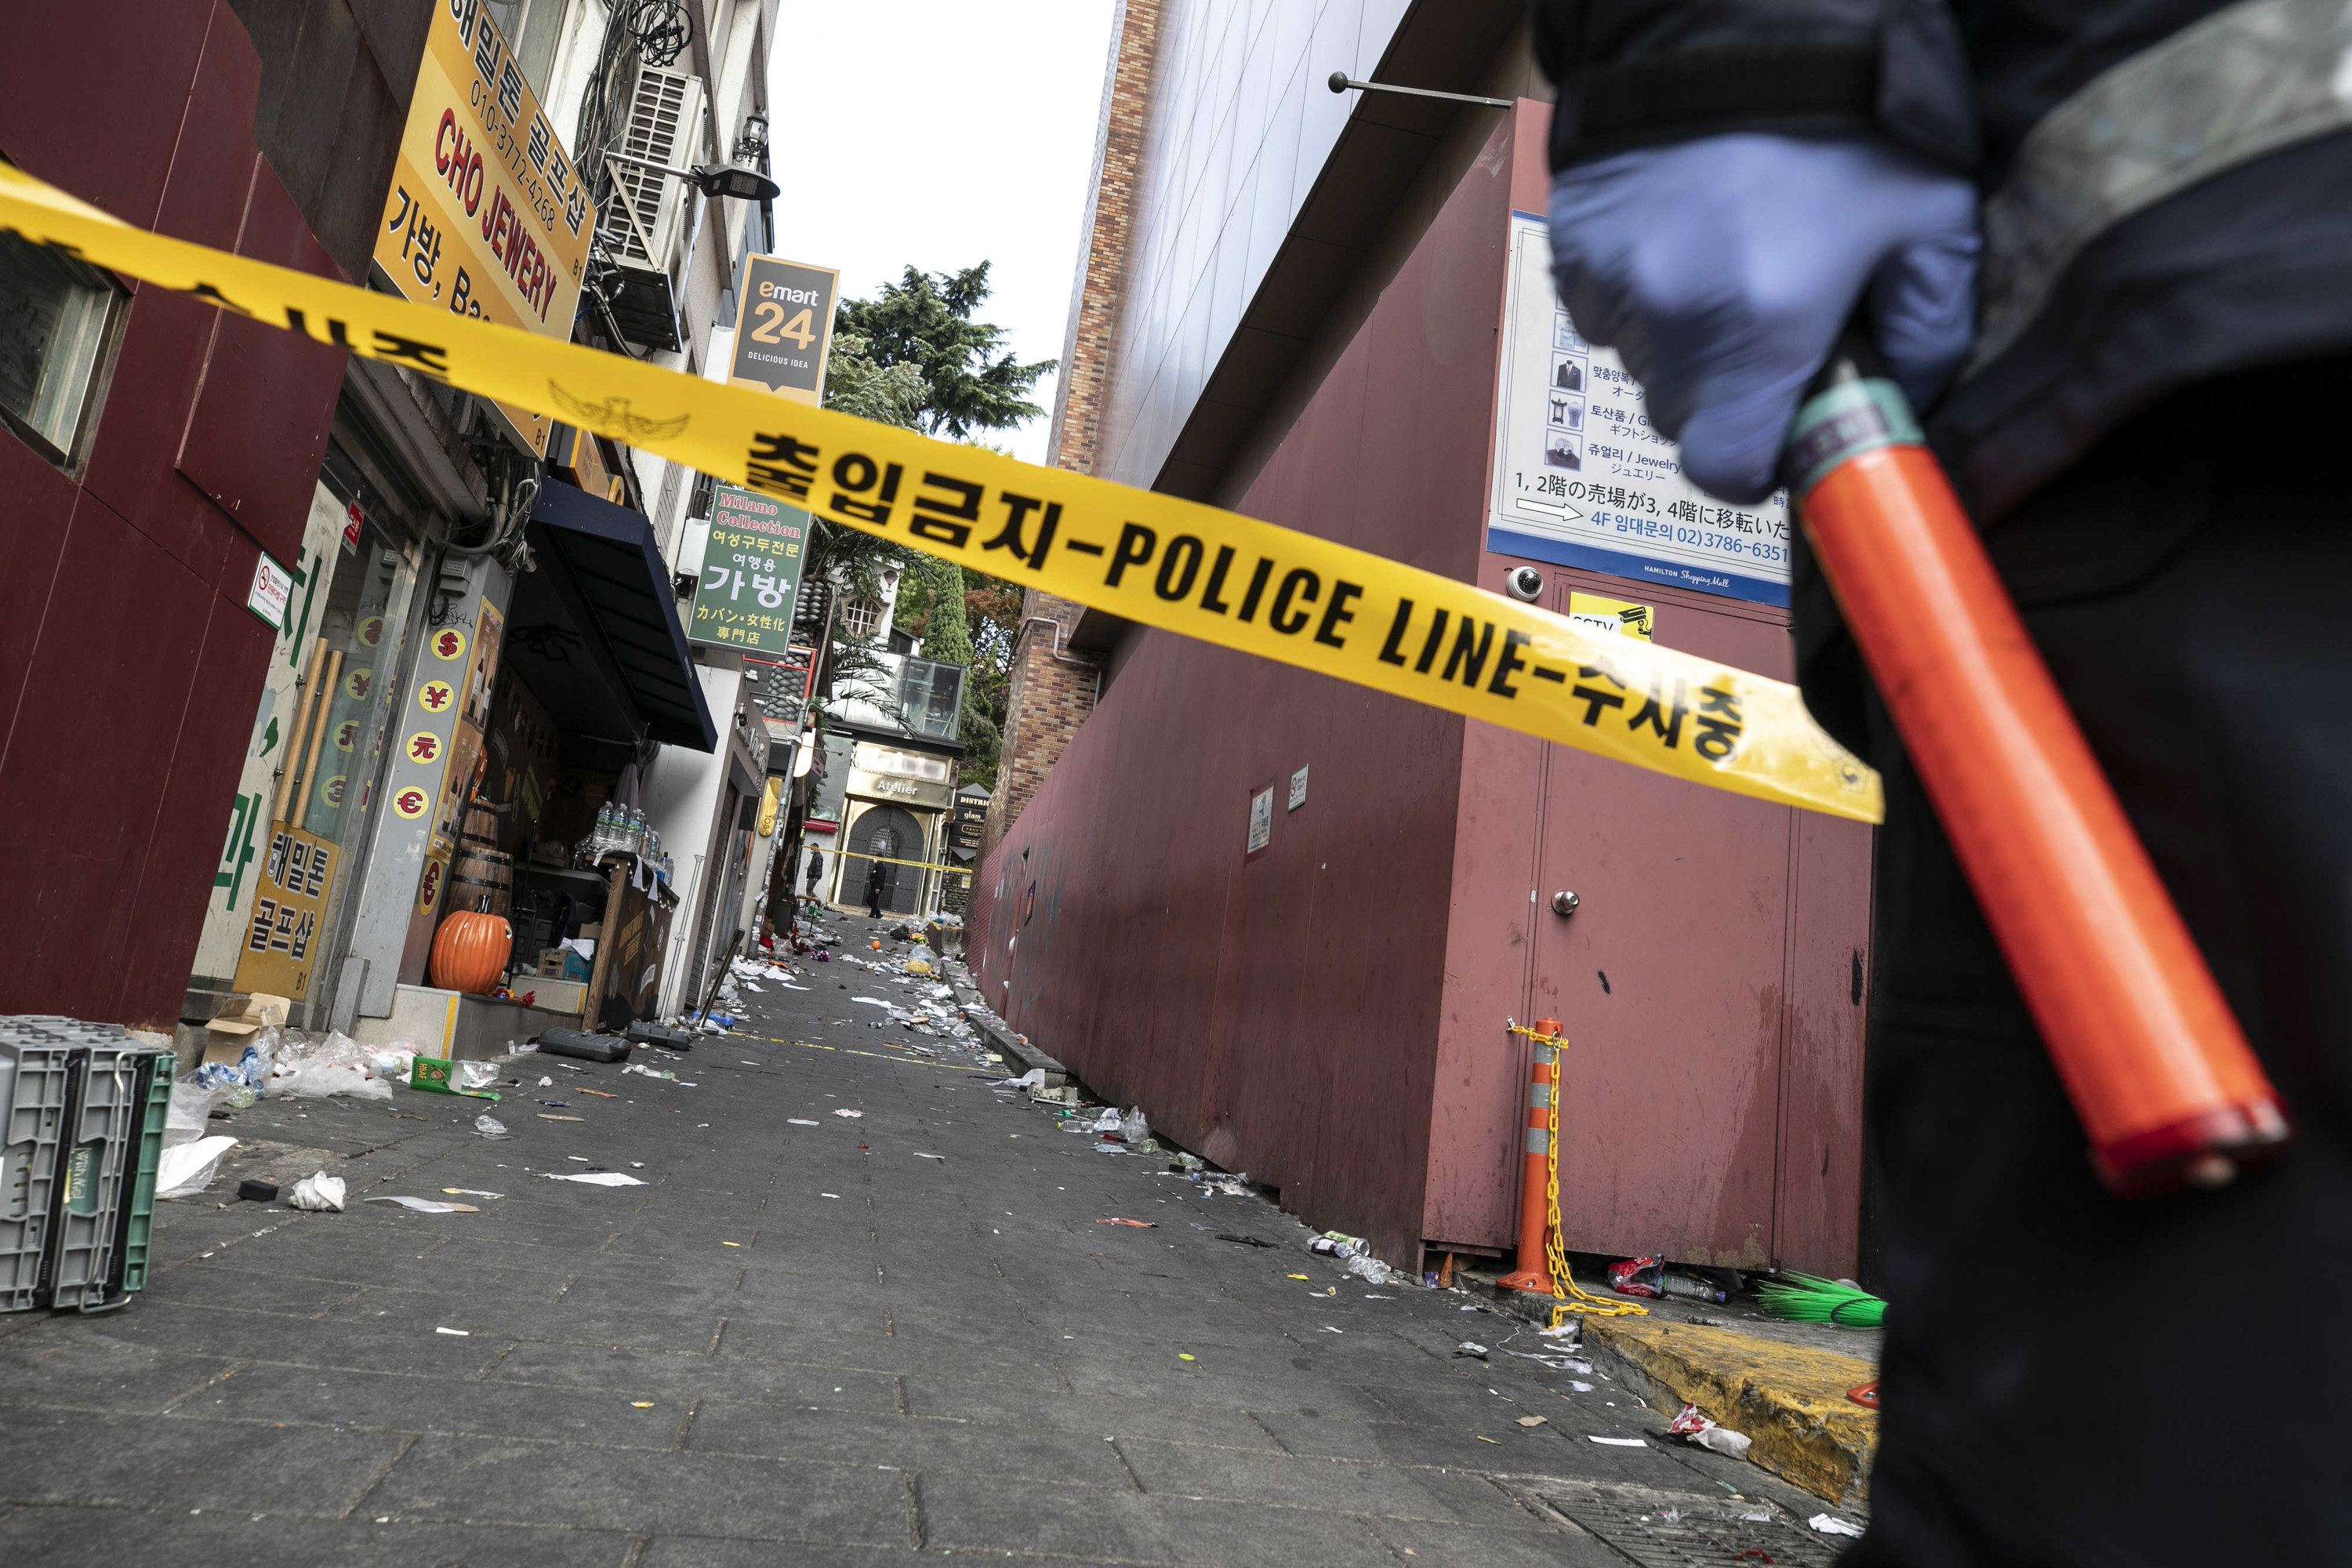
[0,230,123,468]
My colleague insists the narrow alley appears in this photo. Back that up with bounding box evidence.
[0,917,1854,1566]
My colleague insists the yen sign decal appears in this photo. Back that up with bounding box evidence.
[418,680,455,713]
[433,627,466,661]
[393,786,430,819]
[406,731,442,764]
[345,666,373,701]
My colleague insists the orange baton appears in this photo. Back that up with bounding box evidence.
[1786,347,2288,1197]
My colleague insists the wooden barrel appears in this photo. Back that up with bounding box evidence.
[448,844,514,919]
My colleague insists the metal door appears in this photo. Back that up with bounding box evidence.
[849,804,923,915]
[1528,574,1805,1269]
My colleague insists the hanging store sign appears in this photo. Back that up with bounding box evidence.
[372,0,595,456]
[728,256,839,404]
[686,483,809,653]
[1488,214,1791,607]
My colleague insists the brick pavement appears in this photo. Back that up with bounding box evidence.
[0,916,1852,1566]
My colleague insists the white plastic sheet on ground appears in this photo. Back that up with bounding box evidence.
[543,1171,647,1186]
[154,1134,235,1199]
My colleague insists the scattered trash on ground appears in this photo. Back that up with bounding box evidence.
[1588,1436,1648,1447]
[1098,1218,1156,1227]
[1669,1403,1755,1459]
[1457,1342,1490,1359]
[832,1108,862,1118]
[914,1152,946,1160]
[434,1327,469,1336]
[1809,1514,1866,1538]
[1516,1415,1548,1428]
[543,1171,646,1186]
[365,1196,478,1213]
[289,1171,346,1211]
[474,1113,509,1138]
[538,1112,584,1122]
[236,1179,278,1203]
[787,1118,819,1126]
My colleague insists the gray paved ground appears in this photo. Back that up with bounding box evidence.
[0,915,1853,1566]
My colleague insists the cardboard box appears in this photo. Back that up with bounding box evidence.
[536,949,591,981]
[201,993,289,1065]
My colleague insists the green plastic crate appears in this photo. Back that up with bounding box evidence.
[31,1026,165,1314]
[115,1051,172,1294]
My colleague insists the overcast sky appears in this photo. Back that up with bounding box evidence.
[769,2,1119,465]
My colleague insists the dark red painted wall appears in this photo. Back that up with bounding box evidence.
[970,117,1519,1267]
[0,3,349,1027]
[976,103,1877,1278]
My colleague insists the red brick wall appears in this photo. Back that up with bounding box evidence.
[983,0,1161,854]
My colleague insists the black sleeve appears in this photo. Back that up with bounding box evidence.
[1530,0,1978,176]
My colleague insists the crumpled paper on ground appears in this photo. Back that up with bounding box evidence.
[289,1171,347,1211]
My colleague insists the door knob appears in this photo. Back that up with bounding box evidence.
[1551,891,1579,916]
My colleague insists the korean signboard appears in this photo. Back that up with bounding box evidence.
[231,826,339,1000]
[950,794,987,854]
[728,256,839,404]
[1487,214,1791,607]
[373,0,595,456]
[686,484,808,653]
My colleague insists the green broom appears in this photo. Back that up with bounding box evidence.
[1755,1272,1886,1328]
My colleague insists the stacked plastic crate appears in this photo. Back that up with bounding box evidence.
[0,1017,172,1314]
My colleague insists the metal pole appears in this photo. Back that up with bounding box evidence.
[1327,72,1514,109]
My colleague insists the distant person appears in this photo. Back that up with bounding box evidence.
[863,858,886,919]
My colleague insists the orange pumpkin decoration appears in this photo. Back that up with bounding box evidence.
[429,909,512,994]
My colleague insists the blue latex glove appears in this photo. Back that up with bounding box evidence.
[1548,133,1979,503]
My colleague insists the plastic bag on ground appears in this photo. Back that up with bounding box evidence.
[270,1058,393,1101]
[165,1079,228,1148]
[474,1113,509,1138]
[456,1060,499,1091]
[289,1171,347,1211]
[1668,1402,1754,1460]
[155,1134,236,1199]
[1120,1106,1151,1145]
[1345,1252,1400,1287]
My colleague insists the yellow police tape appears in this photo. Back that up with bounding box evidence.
[0,163,1881,823]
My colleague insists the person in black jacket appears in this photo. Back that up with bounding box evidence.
[1533,2,2352,1561]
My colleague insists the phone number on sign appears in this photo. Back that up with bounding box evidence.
[1602,514,1788,564]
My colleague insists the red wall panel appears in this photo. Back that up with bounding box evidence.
[178,155,351,565]
[0,2,350,1027]
[0,3,223,230]
[0,494,222,1021]
[971,115,1519,1266]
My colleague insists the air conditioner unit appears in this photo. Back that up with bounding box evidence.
[595,65,706,349]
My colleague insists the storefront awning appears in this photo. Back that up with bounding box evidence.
[517,479,716,752]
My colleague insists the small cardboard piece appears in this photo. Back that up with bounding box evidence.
[202,993,289,1065]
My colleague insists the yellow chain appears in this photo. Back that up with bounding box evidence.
[1508,1024,1648,1327]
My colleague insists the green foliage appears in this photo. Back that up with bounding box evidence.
[833,264,1056,441]
[811,264,1047,788]
[819,328,928,430]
